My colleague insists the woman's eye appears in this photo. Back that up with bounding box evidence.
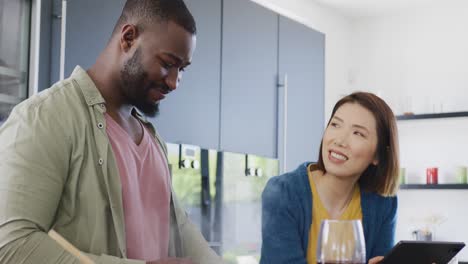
[354,131,365,137]
[330,122,339,128]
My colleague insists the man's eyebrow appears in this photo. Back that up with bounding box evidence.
[162,52,191,67]
[164,53,181,62]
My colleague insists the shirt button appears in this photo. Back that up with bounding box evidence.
[98,158,104,165]
[97,123,104,129]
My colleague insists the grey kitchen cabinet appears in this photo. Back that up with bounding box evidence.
[63,0,125,78]
[220,0,325,165]
[50,0,325,164]
[153,0,222,150]
[220,0,279,158]
[49,0,125,85]
[278,15,325,172]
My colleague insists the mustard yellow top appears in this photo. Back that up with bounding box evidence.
[306,164,363,264]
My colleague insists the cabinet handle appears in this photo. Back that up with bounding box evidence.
[277,74,288,173]
[59,0,67,80]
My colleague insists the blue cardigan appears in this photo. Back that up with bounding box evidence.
[260,162,397,264]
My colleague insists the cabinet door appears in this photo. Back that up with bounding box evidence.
[220,0,278,158]
[278,16,325,172]
[63,0,125,77]
[153,0,222,149]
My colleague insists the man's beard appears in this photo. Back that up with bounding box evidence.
[120,48,160,117]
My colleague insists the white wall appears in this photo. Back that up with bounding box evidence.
[349,2,468,115]
[249,0,353,122]
[349,2,468,260]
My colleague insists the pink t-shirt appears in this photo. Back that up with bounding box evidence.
[105,114,170,261]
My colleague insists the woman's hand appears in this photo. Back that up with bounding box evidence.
[369,256,384,264]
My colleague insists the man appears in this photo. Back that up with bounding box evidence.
[0,0,222,263]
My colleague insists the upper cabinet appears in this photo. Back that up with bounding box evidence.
[278,16,325,171]
[220,0,279,158]
[63,0,125,78]
[220,0,325,165]
[154,0,222,150]
[50,0,325,165]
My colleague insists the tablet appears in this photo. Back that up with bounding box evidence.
[381,241,465,264]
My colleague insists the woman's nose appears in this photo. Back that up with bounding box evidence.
[333,140,344,147]
[333,134,349,147]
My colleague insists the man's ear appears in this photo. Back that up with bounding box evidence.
[120,24,139,52]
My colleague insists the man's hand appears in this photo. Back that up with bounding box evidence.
[369,256,384,264]
[147,258,195,264]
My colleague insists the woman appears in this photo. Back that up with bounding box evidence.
[260,92,399,264]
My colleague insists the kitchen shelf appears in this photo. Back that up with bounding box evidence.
[400,184,468,190]
[396,111,468,120]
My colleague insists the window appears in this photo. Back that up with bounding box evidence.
[0,0,31,124]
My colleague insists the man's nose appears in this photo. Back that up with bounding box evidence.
[165,68,181,91]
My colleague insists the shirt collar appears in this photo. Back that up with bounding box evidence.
[71,66,106,106]
[71,66,156,134]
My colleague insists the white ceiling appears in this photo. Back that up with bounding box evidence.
[312,0,449,18]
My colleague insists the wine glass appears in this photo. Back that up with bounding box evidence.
[317,220,366,264]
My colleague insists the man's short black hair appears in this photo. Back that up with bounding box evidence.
[114,0,196,35]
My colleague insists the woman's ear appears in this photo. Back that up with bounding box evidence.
[372,148,380,166]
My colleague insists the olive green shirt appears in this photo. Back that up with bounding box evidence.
[0,66,222,264]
